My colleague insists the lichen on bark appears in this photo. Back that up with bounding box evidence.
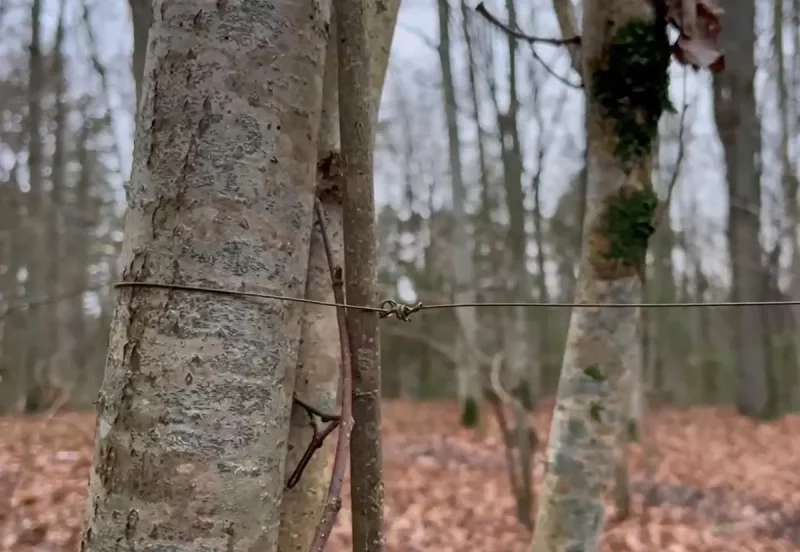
[80,2,331,551]
[530,2,665,551]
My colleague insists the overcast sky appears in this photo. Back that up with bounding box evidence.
[5,0,796,289]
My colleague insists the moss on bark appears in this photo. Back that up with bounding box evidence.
[590,185,658,280]
[592,19,673,169]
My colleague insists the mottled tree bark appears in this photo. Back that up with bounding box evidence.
[278,1,398,550]
[79,1,330,551]
[711,1,775,419]
[278,20,341,552]
[336,0,385,548]
[531,2,668,550]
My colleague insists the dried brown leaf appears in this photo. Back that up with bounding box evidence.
[666,0,726,72]
[2,403,800,551]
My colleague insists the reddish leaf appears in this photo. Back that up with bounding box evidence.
[667,0,725,73]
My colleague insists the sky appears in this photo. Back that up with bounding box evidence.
[5,0,798,291]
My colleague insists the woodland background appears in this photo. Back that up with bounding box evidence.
[1,0,799,550]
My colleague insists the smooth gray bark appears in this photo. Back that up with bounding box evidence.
[80,1,330,551]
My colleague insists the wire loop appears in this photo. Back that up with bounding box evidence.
[378,299,423,322]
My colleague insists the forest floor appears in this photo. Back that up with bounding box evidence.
[1,400,799,552]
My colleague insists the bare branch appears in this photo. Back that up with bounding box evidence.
[659,67,695,225]
[80,0,126,176]
[309,199,354,552]
[398,22,439,51]
[475,2,580,46]
[488,352,526,416]
[527,45,582,89]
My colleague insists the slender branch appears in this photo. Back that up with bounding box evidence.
[397,22,439,51]
[527,44,582,89]
[80,0,126,177]
[285,393,342,490]
[309,199,354,552]
[336,0,385,547]
[484,353,525,500]
[475,2,580,46]
[663,68,692,213]
[286,412,341,490]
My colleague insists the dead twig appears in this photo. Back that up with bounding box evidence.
[475,2,580,46]
[309,198,354,552]
[286,407,341,490]
[659,66,694,223]
[285,394,342,489]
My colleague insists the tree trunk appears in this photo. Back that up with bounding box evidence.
[79,2,330,551]
[128,0,152,109]
[0,162,24,413]
[460,0,493,252]
[278,1,399,550]
[71,123,95,406]
[531,2,668,550]
[437,0,481,427]
[49,0,68,391]
[335,0,387,549]
[773,0,800,412]
[711,1,776,419]
[502,0,537,527]
[25,0,48,412]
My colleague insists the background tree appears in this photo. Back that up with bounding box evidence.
[712,0,776,419]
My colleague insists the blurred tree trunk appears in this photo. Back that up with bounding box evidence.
[648,221,680,402]
[790,0,800,410]
[49,0,68,390]
[128,0,151,109]
[773,0,800,411]
[500,0,536,528]
[531,2,668,549]
[24,0,48,412]
[79,3,330,551]
[0,161,24,413]
[460,1,492,254]
[712,1,776,419]
[278,1,399,550]
[437,0,481,428]
[70,124,94,405]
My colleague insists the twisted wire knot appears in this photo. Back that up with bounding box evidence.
[378,299,422,322]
